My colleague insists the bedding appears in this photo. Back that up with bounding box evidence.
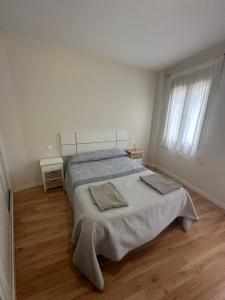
[140,173,182,194]
[89,182,128,211]
[67,148,128,164]
[64,154,145,209]
[64,148,198,290]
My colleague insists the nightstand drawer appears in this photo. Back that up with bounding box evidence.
[126,149,144,165]
[44,169,63,181]
[131,152,143,159]
[42,164,62,172]
[45,178,63,189]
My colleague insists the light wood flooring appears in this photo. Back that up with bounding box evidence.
[14,180,225,299]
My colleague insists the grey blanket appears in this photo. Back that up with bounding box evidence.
[140,173,182,194]
[64,157,199,290]
[89,182,128,211]
[64,156,146,209]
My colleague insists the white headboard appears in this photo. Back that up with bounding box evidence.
[60,130,128,156]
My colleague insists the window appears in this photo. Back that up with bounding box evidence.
[163,72,217,156]
[162,77,212,157]
[161,57,224,157]
[163,84,187,149]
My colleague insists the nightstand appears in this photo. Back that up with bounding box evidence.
[126,149,144,164]
[40,157,64,192]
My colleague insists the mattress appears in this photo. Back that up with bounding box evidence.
[64,151,198,290]
[64,155,145,209]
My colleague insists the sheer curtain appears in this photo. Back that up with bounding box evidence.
[162,56,224,157]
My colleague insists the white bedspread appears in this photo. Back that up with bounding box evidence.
[71,170,198,290]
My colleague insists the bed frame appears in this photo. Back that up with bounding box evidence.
[60,130,128,156]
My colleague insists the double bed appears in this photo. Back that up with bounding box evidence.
[61,130,198,290]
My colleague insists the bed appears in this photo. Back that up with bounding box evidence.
[61,130,198,290]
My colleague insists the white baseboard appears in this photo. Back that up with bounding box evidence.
[10,191,16,300]
[13,181,43,192]
[155,164,225,210]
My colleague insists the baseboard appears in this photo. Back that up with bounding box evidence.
[10,190,16,300]
[155,164,225,210]
[13,181,43,192]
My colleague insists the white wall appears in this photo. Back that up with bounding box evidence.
[0,31,157,191]
[0,31,28,190]
[150,42,225,207]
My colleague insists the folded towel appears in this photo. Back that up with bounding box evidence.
[89,182,128,211]
[140,174,182,194]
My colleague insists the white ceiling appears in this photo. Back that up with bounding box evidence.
[0,0,225,70]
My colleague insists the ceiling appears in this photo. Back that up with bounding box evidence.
[0,0,225,70]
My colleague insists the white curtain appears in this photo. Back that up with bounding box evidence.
[162,56,224,157]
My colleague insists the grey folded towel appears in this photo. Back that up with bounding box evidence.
[89,182,128,211]
[140,174,182,194]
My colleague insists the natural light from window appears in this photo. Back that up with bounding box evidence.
[162,78,211,157]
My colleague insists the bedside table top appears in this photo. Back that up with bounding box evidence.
[40,157,63,166]
[126,149,144,154]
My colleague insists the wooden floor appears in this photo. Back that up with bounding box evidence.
[14,182,225,300]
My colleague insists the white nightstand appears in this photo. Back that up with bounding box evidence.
[40,157,64,192]
[126,149,144,164]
